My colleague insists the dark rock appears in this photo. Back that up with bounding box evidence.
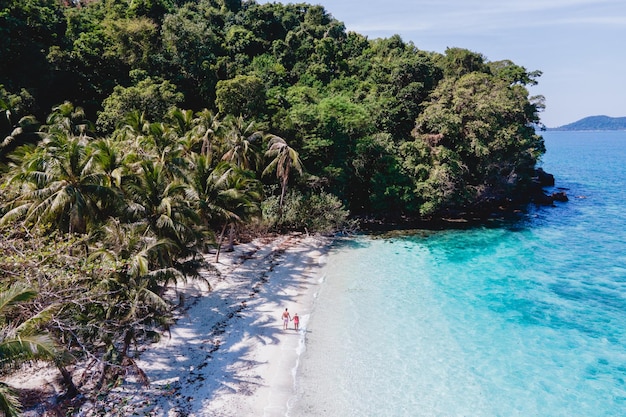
[535,168,555,186]
[551,191,569,202]
[533,192,554,206]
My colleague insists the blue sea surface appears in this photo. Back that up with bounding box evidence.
[290,131,626,417]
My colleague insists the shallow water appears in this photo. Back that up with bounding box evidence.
[290,131,626,417]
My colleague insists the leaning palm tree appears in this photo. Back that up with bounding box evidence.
[263,135,304,215]
[85,221,178,389]
[0,284,61,417]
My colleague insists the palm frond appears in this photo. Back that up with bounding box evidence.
[0,203,30,226]
[128,253,150,278]
[0,382,21,417]
[137,287,168,311]
[16,303,61,336]
[0,334,58,371]
[0,283,36,313]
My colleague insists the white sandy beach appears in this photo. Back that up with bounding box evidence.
[74,233,330,417]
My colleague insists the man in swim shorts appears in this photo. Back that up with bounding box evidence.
[282,308,291,330]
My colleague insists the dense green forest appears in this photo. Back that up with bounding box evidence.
[0,0,547,413]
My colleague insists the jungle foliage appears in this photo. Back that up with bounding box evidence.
[0,0,545,412]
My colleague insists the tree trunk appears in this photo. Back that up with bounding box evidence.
[226,223,235,252]
[202,136,211,158]
[279,178,287,217]
[57,364,79,399]
[215,223,228,263]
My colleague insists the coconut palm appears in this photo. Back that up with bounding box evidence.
[191,109,222,160]
[81,220,178,389]
[0,114,42,166]
[44,101,93,138]
[141,122,175,162]
[220,115,263,171]
[263,134,304,214]
[164,108,202,161]
[90,220,176,329]
[1,132,114,234]
[123,159,201,259]
[119,110,150,142]
[216,164,263,254]
[90,138,134,189]
[186,157,262,261]
[142,121,194,182]
[0,284,61,417]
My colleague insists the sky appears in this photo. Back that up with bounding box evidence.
[259,0,626,128]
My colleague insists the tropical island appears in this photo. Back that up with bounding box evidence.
[0,0,556,414]
[548,115,626,131]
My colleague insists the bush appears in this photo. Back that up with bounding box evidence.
[262,189,351,234]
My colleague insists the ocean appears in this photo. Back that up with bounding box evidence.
[289,130,626,417]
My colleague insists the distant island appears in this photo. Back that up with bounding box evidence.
[549,115,626,131]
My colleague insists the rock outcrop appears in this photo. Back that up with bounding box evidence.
[531,168,567,205]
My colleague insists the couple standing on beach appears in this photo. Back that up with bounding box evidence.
[282,308,299,330]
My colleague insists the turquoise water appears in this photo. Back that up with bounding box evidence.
[290,131,626,417]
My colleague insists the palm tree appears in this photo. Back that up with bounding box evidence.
[167,107,195,138]
[191,109,222,160]
[221,165,263,252]
[44,101,93,138]
[220,115,263,171]
[0,114,42,165]
[167,108,203,160]
[263,135,304,214]
[117,110,153,161]
[141,122,175,161]
[119,110,150,142]
[123,160,201,259]
[186,157,262,261]
[0,284,61,417]
[91,219,178,321]
[142,122,193,181]
[90,138,133,189]
[1,132,114,234]
[85,220,178,388]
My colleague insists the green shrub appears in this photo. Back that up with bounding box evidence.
[262,189,351,234]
